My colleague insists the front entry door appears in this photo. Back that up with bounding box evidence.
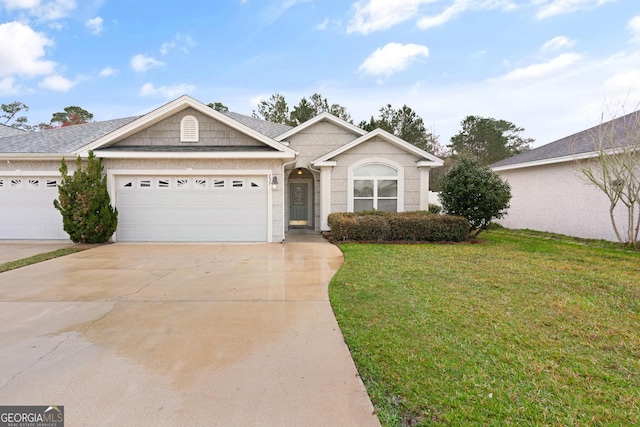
[289,183,308,226]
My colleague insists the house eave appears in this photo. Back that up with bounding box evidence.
[492,151,605,172]
[417,160,443,168]
[311,160,337,167]
[0,153,68,161]
[92,150,296,160]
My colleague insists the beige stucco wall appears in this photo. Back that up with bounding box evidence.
[496,159,634,242]
[330,137,423,213]
[114,108,263,147]
[1,160,64,172]
[286,121,360,167]
[284,120,361,230]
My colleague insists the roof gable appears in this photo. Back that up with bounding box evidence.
[275,112,366,141]
[312,128,443,166]
[492,110,640,171]
[80,95,296,157]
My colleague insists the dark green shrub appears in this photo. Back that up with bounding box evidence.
[389,212,468,242]
[428,204,442,214]
[53,151,118,243]
[328,211,468,242]
[439,157,511,237]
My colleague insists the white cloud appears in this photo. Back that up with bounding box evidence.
[139,82,195,98]
[130,54,164,72]
[535,0,615,20]
[0,76,19,95]
[316,18,329,30]
[359,42,429,78]
[159,41,175,56]
[159,34,197,56]
[602,69,640,93]
[340,49,640,151]
[348,0,517,34]
[0,0,76,20]
[628,15,640,43]
[0,0,40,9]
[542,35,575,51]
[39,74,74,91]
[1,0,76,20]
[38,0,76,20]
[0,21,56,77]
[85,16,103,35]
[98,67,117,77]
[418,0,517,28]
[347,0,433,34]
[502,53,582,80]
[416,0,469,29]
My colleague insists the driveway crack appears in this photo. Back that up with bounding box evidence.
[1,301,121,392]
[120,270,173,298]
[0,333,72,392]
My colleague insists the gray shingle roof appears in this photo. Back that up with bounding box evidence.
[0,110,290,154]
[0,124,26,137]
[492,110,640,168]
[221,111,291,138]
[0,117,140,153]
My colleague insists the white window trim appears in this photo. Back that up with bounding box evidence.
[347,158,404,212]
[180,115,199,142]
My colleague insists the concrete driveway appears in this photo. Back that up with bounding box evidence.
[0,242,380,426]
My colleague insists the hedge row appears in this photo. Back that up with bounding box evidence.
[327,211,469,242]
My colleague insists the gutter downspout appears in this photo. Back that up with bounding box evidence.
[281,152,299,242]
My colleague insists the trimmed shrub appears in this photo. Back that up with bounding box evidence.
[53,151,118,243]
[428,204,442,214]
[328,211,469,242]
[439,157,511,237]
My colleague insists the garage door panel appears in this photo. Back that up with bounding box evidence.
[0,176,67,240]
[116,175,268,242]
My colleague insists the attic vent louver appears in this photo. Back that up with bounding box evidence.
[180,115,199,142]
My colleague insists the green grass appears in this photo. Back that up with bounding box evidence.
[329,230,640,426]
[0,247,89,273]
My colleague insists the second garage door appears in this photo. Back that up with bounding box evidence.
[115,175,268,242]
[0,175,68,240]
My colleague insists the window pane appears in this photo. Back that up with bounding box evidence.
[378,180,397,197]
[354,180,374,197]
[378,199,397,212]
[354,199,374,212]
[354,164,397,177]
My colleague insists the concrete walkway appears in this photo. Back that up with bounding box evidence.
[0,240,74,264]
[0,242,380,426]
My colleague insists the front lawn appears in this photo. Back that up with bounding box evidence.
[329,230,640,426]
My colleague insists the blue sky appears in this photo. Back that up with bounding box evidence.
[1,0,639,147]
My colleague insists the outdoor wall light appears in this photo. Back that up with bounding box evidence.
[271,176,279,190]
[297,168,303,175]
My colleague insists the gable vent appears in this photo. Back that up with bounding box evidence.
[180,115,199,142]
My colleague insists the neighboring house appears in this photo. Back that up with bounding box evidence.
[0,95,443,242]
[492,111,640,242]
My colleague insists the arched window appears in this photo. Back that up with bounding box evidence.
[180,115,199,142]
[352,163,399,212]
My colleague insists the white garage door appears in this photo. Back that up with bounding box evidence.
[116,175,268,242]
[0,176,68,239]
